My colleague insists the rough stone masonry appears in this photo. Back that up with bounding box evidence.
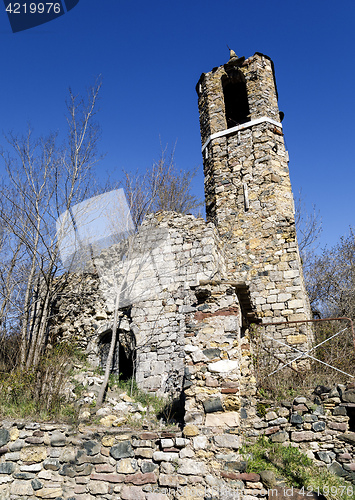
[52,51,312,426]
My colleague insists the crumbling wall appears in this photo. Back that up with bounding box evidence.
[52,212,229,397]
[197,52,312,363]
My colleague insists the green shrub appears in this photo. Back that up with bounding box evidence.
[242,437,354,500]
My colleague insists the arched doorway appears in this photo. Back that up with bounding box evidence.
[98,329,135,381]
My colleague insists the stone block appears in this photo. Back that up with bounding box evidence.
[10,480,34,496]
[120,485,146,500]
[43,459,60,471]
[134,447,153,459]
[207,360,239,373]
[50,431,66,447]
[159,473,187,487]
[152,451,179,462]
[214,434,240,449]
[291,431,314,442]
[193,435,208,450]
[124,472,157,485]
[287,334,307,345]
[205,411,240,427]
[312,421,325,432]
[110,441,134,459]
[177,459,207,475]
[183,424,199,437]
[0,462,15,474]
[116,458,138,474]
[0,429,9,447]
[20,446,47,463]
[203,398,223,413]
[270,431,288,443]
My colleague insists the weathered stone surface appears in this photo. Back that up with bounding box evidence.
[141,461,157,473]
[31,478,43,490]
[327,421,347,431]
[152,451,179,462]
[34,487,63,498]
[50,431,66,446]
[183,424,199,437]
[159,473,187,487]
[328,461,347,477]
[124,472,157,485]
[337,432,355,445]
[291,431,314,442]
[0,429,9,447]
[312,421,325,432]
[260,470,276,488]
[102,435,115,447]
[235,473,260,482]
[120,484,146,500]
[270,431,288,443]
[13,472,35,480]
[214,434,240,449]
[59,464,76,477]
[342,391,355,403]
[110,441,134,459]
[116,458,138,474]
[193,435,208,450]
[19,463,42,472]
[203,348,221,359]
[43,458,60,471]
[290,414,303,424]
[205,411,239,427]
[203,398,223,413]
[9,439,24,452]
[89,481,109,494]
[10,480,34,496]
[83,440,101,456]
[0,462,15,474]
[333,406,347,416]
[146,493,170,500]
[265,411,278,421]
[20,446,47,462]
[9,427,19,441]
[134,447,153,458]
[177,459,207,475]
[208,360,239,373]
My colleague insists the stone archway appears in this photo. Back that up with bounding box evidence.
[98,328,136,381]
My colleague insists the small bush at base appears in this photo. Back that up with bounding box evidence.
[242,437,353,500]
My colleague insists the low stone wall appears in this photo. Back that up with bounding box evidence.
[0,422,265,500]
[2,385,355,499]
[241,385,355,485]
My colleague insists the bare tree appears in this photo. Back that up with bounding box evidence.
[122,146,202,228]
[0,79,102,369]
[305,229,355,319]
[294,190,322,261]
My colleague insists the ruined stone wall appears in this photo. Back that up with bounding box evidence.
[52,212,229,397]
[197,52,312,360]
[0,421,269,500]
[1,385,355,500]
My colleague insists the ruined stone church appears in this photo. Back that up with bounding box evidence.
[54,51,311,428]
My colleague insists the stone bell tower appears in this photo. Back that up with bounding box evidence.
[197,51,311,345]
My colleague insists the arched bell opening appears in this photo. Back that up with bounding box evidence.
[98,328,136,381]
[222,70,250,128]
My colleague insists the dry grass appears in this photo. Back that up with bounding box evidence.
[251,319,355,400]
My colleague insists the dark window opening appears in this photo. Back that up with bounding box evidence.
[347,406,355,431]
[99,329,135,381]
[223,73,250,128]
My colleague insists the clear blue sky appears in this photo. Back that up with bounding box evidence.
[1,0,354,250]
